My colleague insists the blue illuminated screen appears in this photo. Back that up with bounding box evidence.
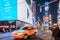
[0,0,17,21]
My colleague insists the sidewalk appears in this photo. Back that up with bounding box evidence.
[36,28,53,40]
[0,32,11,38]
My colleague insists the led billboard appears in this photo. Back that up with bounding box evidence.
[0,0,33,24]
[18,0,33,24]
[0,0,17,21]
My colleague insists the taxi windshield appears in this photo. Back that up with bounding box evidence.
[19,27,26,30]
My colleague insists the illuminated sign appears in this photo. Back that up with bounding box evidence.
[32,1,36,14]
[58,14,60,23]
[0,0,33,24]
[43,16,49,22]
[49,14,52,20]
[18,0,33,24]
[0,0,17,21]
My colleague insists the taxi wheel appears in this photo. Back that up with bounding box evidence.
[33,34,36,37]
[24,35,28,39]
[14,38,21,40]
[31,33,36,37]
[28,34,36,38]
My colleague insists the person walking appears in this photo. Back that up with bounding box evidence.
[52,24,60,40]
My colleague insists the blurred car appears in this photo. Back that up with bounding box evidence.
[12,25,37,39]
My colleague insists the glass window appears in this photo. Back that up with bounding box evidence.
[19,27,26,30]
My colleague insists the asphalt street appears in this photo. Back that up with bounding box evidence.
[0,28,53,40]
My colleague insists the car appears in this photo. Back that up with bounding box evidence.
[12,24,37,39]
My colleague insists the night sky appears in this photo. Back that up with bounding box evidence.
[34,0,59,23]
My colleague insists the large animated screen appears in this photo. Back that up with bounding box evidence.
[0,0,17,21]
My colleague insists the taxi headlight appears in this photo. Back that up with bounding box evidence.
[12,32,17,35]
[17,32,23,35]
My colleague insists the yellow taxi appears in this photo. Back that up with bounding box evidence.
[12,24,37,39]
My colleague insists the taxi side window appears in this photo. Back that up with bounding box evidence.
[19,27,26,30]
[25,27,28,29]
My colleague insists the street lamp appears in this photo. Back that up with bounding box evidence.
[45,6,49,11]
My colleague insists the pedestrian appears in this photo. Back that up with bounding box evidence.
[52,24,60,40]
[2,27,6,33]
[9,27,12,32]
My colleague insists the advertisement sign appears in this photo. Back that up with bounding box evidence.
[17,0,33,24]
[57,14,60,23]
[43,16,49,22]
[32,1,36,14]
[49,14,52,20]
[0,0,33,24]
[0,0,17,21]
[0,26,9,28]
